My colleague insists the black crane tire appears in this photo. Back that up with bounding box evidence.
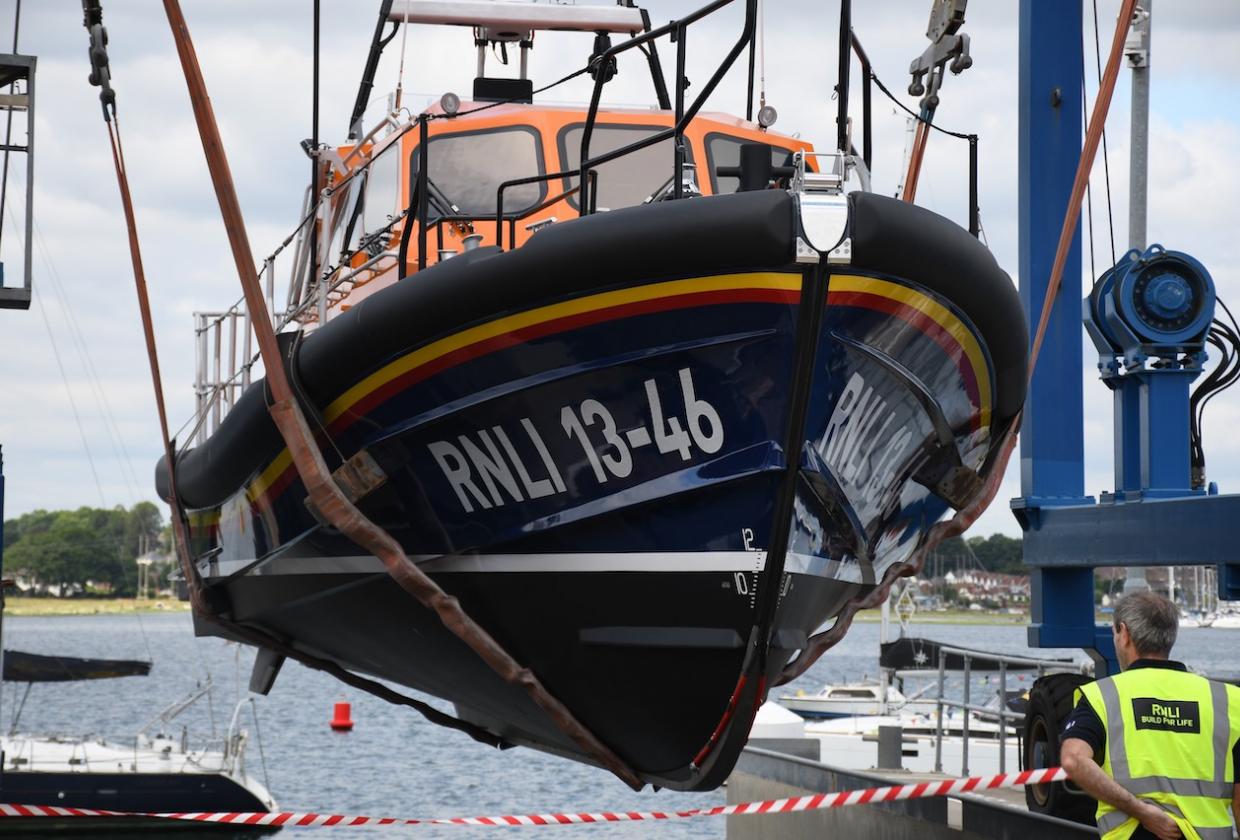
[1022,672,1097,825]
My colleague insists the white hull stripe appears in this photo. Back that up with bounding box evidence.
[784,551,870,584]
[218,551,770,579]
[419,551,769,574]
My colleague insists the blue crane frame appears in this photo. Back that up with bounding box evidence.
[1012,0,1240,676]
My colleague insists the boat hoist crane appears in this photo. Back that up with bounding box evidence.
[1014,0,1238,675]
[1015,0,1239,821]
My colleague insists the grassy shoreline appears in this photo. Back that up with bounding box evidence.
[3,597,191,617]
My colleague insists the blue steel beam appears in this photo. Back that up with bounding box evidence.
[1014,0,1116,673]
[1015,1,1240,675]
[1021,493,1240,568]
[1017,0,1086,507]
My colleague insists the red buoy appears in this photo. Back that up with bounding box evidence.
[330,701,354,731]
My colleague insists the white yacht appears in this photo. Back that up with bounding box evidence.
[779,679,939,719]
[0,679,276,829]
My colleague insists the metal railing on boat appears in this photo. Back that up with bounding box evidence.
[191,258,281,446]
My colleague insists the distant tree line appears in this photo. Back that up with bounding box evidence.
[928,533,1025,575]
[2,502,165,597]
[965,534,1024,574]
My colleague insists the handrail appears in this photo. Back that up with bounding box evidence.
[389,169,593,257]
[577,0,757,213]
[849,31,873,170]
[495,169,595,250]
[836,0,851,154]
[416,113,429,271]
[930,645,1083,777]
[932,644,1087,671]
[280,250,396,327]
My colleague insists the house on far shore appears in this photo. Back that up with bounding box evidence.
[916,569,1031,610]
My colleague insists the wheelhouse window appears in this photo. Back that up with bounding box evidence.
[327,149,391,266]
[361,142,401,236]
[558,124,687,211]
[326,174,365,265]
[706,134,798,194]
[412,126,546,217]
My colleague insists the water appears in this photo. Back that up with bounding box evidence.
[3,612,1236,837]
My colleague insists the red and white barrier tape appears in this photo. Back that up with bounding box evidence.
[0,767,1068,827]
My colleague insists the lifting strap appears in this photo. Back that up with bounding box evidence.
[901,119,931,203]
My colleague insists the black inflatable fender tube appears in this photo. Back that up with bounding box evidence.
[158,190,1027,511]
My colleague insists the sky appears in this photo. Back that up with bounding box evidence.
[0,0,1236,543]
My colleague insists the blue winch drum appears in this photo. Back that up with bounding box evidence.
[1103,245,1215,347]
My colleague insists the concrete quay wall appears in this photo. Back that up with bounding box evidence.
[726,747,1098,839]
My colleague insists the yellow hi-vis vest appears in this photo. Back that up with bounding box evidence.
[1076,668,1240,840]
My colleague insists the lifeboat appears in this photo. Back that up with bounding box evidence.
[157,0,1026,791]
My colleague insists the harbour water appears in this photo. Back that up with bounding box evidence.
[3,612,1235,837]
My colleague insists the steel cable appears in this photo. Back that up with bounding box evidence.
[1090,0,1118,264]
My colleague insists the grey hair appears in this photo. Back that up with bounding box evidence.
[1114,591,1178,656]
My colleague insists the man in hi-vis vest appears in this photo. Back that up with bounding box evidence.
[1061,591,1240,840]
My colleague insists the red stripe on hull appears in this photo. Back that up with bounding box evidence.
[256,287,798,507]
[329,286,798,438]
[827,289,983,429]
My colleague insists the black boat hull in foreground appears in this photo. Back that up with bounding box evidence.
[1,651,150,683]
[161,189,1027,790]
[880,636,1076,672]
[0,771,272,835]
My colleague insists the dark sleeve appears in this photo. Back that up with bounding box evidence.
[1061,696,1106,761]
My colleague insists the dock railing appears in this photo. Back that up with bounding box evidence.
[930,645,1083,776]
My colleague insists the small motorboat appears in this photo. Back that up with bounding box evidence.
[154,0,1027,791]
[779,679,938,720]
